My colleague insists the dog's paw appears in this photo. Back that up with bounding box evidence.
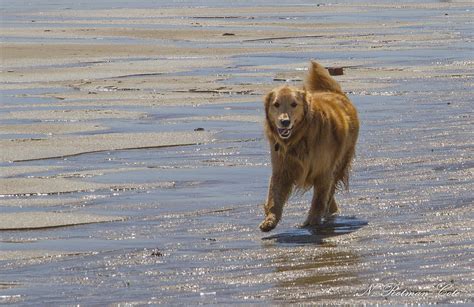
[302,216,324,227]
[259,217,278,232]
[299,220,310,228]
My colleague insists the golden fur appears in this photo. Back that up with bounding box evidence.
[259,61,359,232]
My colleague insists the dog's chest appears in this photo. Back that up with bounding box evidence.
[284,143,319,187]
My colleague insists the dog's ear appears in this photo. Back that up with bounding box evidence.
[264,91,274,107]
[300,90,309,116]
[264,91,274,118]
[296,90,306,102]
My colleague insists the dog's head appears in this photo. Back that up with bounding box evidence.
[264,86,307,140]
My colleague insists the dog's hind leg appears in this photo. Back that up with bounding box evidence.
[328,195,340,216]
[327,181,340,216]
[259,173,292,232]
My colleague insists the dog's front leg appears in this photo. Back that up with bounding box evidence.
[259,172,292,232]
[303,178,335,226]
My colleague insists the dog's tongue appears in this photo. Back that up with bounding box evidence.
[278,128,290,137]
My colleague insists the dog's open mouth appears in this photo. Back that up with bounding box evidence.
[277,127,292,139]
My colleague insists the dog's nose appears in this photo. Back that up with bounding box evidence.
[280,119,291,127]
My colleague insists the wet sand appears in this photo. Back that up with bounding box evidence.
[1,0,473,304]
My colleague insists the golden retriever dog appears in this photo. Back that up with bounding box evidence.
[259,61,359,232]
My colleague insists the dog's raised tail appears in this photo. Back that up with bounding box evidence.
[304,60,344,94]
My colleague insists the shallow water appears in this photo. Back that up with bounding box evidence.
[1,0,473,304]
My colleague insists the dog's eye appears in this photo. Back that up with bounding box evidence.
[291,102,298,108]
[274,102,280,108]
